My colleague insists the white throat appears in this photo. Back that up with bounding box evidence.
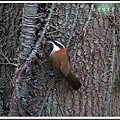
[51,44,60,54]
[50,41,65,54]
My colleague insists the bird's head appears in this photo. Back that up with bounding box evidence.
[48,40,66,54]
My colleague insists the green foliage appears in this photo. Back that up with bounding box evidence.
[81,18,86,25]
[112,71,120,94]
[95,3,114,14]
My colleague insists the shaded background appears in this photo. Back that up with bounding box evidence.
[0,3,120,116]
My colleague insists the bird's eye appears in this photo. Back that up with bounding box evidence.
[56,43,59,46]
[54,41,63,48]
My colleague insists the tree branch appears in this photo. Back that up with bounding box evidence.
[83,4,95,37]
[103,7,116,116]
[0,52,17,67]
[27,3,55,61]
[66,3,79,49]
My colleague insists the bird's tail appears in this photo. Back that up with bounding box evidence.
[66,71,82,90]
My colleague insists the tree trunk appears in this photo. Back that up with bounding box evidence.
[0,3,23,116]
[0,3,119,117]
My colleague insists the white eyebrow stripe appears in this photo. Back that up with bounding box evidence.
[55,41,65,48]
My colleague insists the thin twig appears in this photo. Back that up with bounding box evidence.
[14,4,55,116]
[0,53,17,67]
[66,3,79,49]
[27,3,55,61]
[103,7,116,116]
[83,4,95,37]
[55,95,65,116]
[38,92,50,116]
[100,69,112,79]
[0,63,17,67]
[14,3,55,80]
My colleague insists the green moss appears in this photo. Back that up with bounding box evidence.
[112,71,120,94]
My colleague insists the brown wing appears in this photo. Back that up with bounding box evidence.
[60,53,69,77]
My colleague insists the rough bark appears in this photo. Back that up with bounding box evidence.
[0,3,119,117]
[8,3,39,116]
[33,3,120,116]
[0,3,23,116]
[108,4,120,116]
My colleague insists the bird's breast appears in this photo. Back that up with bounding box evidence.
[50,50,66,65]
[49,48,68,76]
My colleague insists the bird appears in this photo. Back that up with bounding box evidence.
[48,40,82,90]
